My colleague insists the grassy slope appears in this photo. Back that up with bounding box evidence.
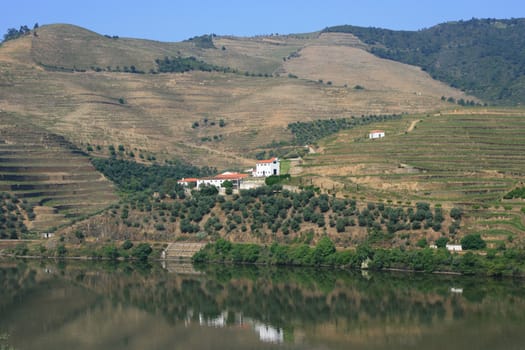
[300,108,525,245]
[282,33,467,100]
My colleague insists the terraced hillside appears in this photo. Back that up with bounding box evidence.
[303,109,525,201]
[0,113,117,232]
[299,109,525,246]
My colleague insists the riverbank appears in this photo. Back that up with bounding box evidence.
[0,239,161,262]
[2,237,525,277]
[193,238,525,277]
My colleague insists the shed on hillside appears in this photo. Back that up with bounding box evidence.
[369,130,385,139]
[446,244,463,252]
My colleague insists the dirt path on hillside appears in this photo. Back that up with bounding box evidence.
[407,119,421,133]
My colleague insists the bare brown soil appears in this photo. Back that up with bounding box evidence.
[0,25,470,170]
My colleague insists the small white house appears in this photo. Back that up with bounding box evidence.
[252,157,280,177]
[446,244,463,252]
[41,232,55,239]
[369,130,385,139]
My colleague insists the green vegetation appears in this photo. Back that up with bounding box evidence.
[307,111,525,205]
[2,24,33,43]
[91,158,215,195]
[288,114,401,145]
[461,234,487,250]
[6,258,525,346]
[280,159,291,174]
[265,174,291,186]
[194,237,525,276]
[504,186,525,199]
[184,34,216,49]
[156,56,230,73]
[56,244,67,257]
[0,192,33,239]
[324,18,525,104]
[131,243,153,261]
[4,240,155,262]
[97,181,456,245]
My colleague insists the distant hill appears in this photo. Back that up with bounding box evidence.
[324,18,525,105]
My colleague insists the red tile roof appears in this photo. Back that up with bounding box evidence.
[177,178,199,183]
[214,172,249,180]
[256,157,278,164]
[370,130,385,133]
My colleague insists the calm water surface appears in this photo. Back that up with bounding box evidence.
[0,259,524,350]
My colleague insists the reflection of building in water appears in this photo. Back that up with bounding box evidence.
[253,323,284,343]
[450,287,463,294]
[161,261,203,275]
[199,311,227,328]
[198,311,284,344]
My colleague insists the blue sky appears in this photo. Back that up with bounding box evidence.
[2,0,525,42]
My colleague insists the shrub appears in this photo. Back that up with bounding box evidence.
[102,245,120,260]
[450,207,463,220]
[56,244,67,257]
[122,240,134,250]
[312,236,336,264]
[131,243,153,261]
[435,237,448,248]
[461,234,486,250]
[13,243,28,256]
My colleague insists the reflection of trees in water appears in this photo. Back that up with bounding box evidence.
[87,264,525,328]
[0,264,39,310]
[2,261,525,332]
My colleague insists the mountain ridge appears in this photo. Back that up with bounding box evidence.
[324,18,525,104]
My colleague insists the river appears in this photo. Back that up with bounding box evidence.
[0,259,524,349]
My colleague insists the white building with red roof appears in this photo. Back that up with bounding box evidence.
[252,157,280,177]
[197,172,248,189]
[369,130,385,139]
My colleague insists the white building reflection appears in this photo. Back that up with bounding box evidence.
[197,311,284,344]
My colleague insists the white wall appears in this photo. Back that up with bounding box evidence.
[253,159,280,177]
[369,132,385,139]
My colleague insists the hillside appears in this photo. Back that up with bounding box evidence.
[0,112,117,233]
[57,107,525,250]
[0,23,468,169]
[0,22,521,240]
[297,108,525,248]
[324,18,525,105]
